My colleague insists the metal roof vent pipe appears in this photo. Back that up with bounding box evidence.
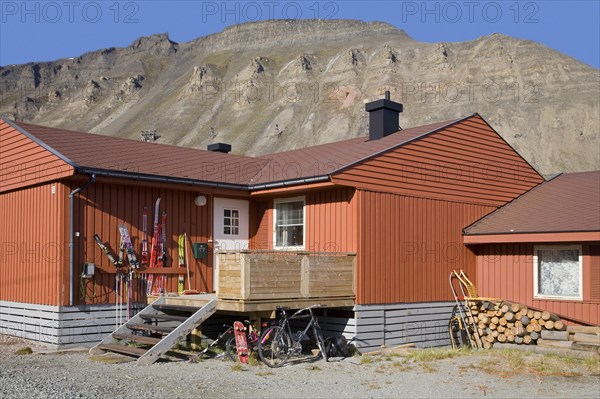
[207,143,232,153]
[365,90,403,140]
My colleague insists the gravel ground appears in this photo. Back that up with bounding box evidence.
[1,336,599,399]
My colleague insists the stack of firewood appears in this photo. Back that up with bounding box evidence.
[466,300,566,349]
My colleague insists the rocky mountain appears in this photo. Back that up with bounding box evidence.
[1,20,598,175]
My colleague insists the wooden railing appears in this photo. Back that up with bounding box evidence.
[217,251,356,301]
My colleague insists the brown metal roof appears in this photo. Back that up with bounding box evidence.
[2,115,471,188]
[464,171,600,235]
[8,120,267,187]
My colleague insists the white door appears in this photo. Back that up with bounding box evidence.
[213,198,249,294]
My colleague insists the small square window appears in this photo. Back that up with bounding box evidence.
[534,245,582,300]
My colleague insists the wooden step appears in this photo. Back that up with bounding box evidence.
[140,313,188,322]
[97,343,147,358]
[152,304,200,313]
[126,323,174,334]
[113,333,161,346]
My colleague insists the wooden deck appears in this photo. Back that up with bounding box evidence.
[149,251,356,312]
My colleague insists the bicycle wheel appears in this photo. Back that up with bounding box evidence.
[225,335,238,362]
[258,326,291,368]
[313,324,328,361]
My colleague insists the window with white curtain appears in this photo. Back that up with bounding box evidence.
[533,245,582,300]
[273,197,305,249]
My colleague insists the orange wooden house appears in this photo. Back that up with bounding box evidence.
[0,92,560,350]
[464,171,600,325]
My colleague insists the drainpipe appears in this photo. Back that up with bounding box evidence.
[69,174,96,306]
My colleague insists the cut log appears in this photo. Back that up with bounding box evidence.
[536,339,573,349]
[520,306,529,315]
[495,310,503,317]
[514,336,524,344]
[523,335,533,345]
[480,315,490,325]
[492,330,499,338]
[573,333,600,345]
[497,334,507,343]
[478,328,486,336]
[505,312,515,322]
[538,319,546,328]
[527,309,535,319]
[566,326,600,335]
[515,320,523,328]
[534,324,542,333]
[530,318,539,325]
[489,323,497,331]
[520,316,530,326]
[545,320,555,330]
[510,303,521,313]
[526,324,535,334]
[515,325,527,337]
[478,321,487,330]
[483,341,493,349]
[530,331,540,341]
[507,322,515,328]
[486,328,493,336]
[501,304,510,313]
[533,311,542,320]
[553,320,566,331]
[571,342,600,353]
[497,325,506,334]
[541,311,560,322]
[507,334,515,343]
[499,317,507,326]
[491,316,499,325]
[540,330,569,341]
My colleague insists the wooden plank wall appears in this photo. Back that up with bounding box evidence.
[71,180,214,306]
[0,182,68,306]
[354,302,455,352]
[249,187,357,252]
[0,120,73,193]
[332,115,543,207]
[475,243,600,325]
[0,299,144,347]
[356,190,496,304]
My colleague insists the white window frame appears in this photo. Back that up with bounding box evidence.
[533,245,583,301]
[223,208,240,236]
[273,196,305,250]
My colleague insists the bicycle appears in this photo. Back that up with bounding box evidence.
[258,305,328,368]
[225,320,260,362]
[189,324,234,362]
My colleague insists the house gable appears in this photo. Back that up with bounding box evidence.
[0,119,74,193]
[332,115,544,207]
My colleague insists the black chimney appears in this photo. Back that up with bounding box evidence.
[365,90,403,140]
[207,143,231,153]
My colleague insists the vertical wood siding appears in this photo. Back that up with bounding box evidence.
[70,181,214,305]
[356,190,496,305]
[475,243,600,325]
[333,116,543,207]
[306,188,357,253]
[250,188,357,252]
[0,182,68,305]
[0,121,73,192]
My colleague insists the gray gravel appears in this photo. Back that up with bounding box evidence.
[1,337,598,399]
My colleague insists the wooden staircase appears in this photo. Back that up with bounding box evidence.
[89,294,217,365]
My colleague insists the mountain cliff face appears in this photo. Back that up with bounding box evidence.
[1,20,598,175]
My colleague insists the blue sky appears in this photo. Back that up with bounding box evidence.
[0,1,599,68]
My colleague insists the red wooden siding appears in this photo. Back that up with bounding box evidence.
[71,180,214,305]
[249,188,358,252]
[356,189,496,304]
[333,116,543,207]
[0,121,73,193]
[475,243,600,325]
[0,182,68,305]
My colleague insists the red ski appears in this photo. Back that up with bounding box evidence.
[146,198,161,296]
